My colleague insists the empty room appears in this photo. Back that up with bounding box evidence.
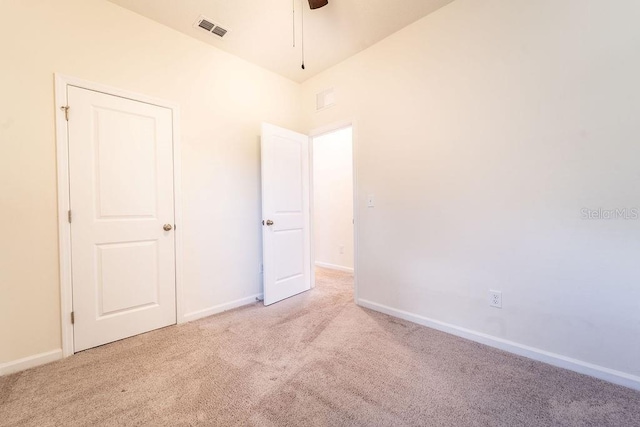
[1,0,639,426]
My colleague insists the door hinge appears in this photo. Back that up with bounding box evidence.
[68,210,72,223]
[61,105,70,121]
[71,311,75,324]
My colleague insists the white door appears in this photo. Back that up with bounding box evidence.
[261,123,311,305]
[68,86,176,352]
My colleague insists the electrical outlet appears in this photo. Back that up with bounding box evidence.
[339,245,344,254]
[489,290,502,308]
[367,194,375,207]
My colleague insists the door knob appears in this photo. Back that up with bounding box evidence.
[163,224,173,231]
[265,220,274,226]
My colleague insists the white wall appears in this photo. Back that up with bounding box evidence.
[302,0,640,383]
[0,0,302,366]
[313,127,354,272]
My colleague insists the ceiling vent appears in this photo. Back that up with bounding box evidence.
[194,15,230,39]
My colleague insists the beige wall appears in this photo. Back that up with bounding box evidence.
[313,127,354,271]
[3,0,640,385]
[302,0,640,378]
[0,0,302,364]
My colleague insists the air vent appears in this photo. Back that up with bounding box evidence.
[194,15,230,39]
[198,19,215,32]
[316,88,336,111]
[212,26,227,37]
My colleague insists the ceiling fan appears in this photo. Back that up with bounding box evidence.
[308,0,328,9]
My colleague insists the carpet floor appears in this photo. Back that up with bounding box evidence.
[1,268,639,426]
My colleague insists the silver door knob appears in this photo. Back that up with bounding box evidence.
[163,224,173,231]
[265,220,274,226]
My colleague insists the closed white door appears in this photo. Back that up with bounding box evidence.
[68,86,176,352]
[261,123,311,305]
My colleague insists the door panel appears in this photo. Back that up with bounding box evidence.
[261,123,311,305]
[68,86,176,352]
[274,230,304,280]
[94,108,158,218]
[97,240,159,316]
[273,139,303,211]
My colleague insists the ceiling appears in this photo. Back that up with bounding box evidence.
[108,0,455,83]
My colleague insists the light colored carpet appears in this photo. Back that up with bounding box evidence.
[1,268,639,426]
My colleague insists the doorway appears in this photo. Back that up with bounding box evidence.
[260,122,356,305]
[311,126,355,286]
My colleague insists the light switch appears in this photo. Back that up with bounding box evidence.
[367,194,375,207]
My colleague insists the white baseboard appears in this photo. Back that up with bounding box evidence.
[357,299,640,391]
[315,261,354,273]
[0,349,63,376]
[182,293,263,322]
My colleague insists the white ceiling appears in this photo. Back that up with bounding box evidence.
[108,0,455,83]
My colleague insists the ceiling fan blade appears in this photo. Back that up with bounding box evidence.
[308,0,328,9]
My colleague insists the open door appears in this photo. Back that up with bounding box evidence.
[261,123,311,305]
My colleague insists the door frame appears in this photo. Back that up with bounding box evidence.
[54,74,184,357]
[308,120,359,302]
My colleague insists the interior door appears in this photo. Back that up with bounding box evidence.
[68,86,176,352]
[261,123,311,305]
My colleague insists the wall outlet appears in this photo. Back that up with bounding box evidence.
[339,245,345,254]
[367,194,375,207]
[489,290,502,308]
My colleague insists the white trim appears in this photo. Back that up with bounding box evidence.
[54,76,74,358]
[357,299,640,391]
[183,294,263,322]
[308,120,354,138]
[54,74,184,356]
[315,261,354,273]
[309,134,316,290]
[55,74,181,110]
[351,120,360,302]
[172,108,186,324]
[0,349,63,376]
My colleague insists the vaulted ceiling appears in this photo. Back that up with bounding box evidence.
[108,0,455,83]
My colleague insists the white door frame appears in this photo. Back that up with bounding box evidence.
[54,74,184,357]
[308,120,359,302]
